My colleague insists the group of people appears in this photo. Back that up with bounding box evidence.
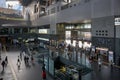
[17,52,34,69]
[97,56,114,71]
[18,52,47,80]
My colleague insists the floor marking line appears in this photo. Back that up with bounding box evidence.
[3,45,18,80]
[9,60,18,80]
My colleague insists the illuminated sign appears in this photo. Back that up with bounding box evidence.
[38,37,49,41]
[115,17,120,26]
[108,51,114,63]
[39,29,48,34]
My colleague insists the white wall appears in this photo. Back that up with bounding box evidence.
[56,1,91,23]
[112,0,120,15]
[24,0,120,35]
[30,0,120,26]
[91,0,112,18]
[92,16,114,38]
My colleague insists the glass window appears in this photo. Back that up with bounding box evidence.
[0,28,8,34]
[14,28,20,34]
[30,28,36,33]
[65,31,71,39]
[63,0,72,3]
[81,26,84,29]
[51,7,55,14]
[81,32,91,39]
[72,40,76,47]
[84,24,91,28]
[65,39,71,45]
[79,41,82,48]
[22,28,28,33]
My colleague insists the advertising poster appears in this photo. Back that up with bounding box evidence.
[49,58,54,76]
[108,51,114,62]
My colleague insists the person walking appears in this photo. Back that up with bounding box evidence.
[31,55,34,63]
[98,57,102,71]
[1,60,5,71]
[24,55,27,64]
[20,52,22,61]
[110,60,114,70]
[0,55,1,62]
[26,56,29,64]
[0,42,2,51]
[17,56,21,69]
[5,56,8,66]
[42,70,46,80]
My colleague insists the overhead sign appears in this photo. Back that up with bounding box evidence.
[115,17,120,26]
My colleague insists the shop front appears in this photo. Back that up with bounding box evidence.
[65,30,91,46]
[96,47,109,63]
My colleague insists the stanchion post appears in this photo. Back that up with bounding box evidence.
[78,68,82,80]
